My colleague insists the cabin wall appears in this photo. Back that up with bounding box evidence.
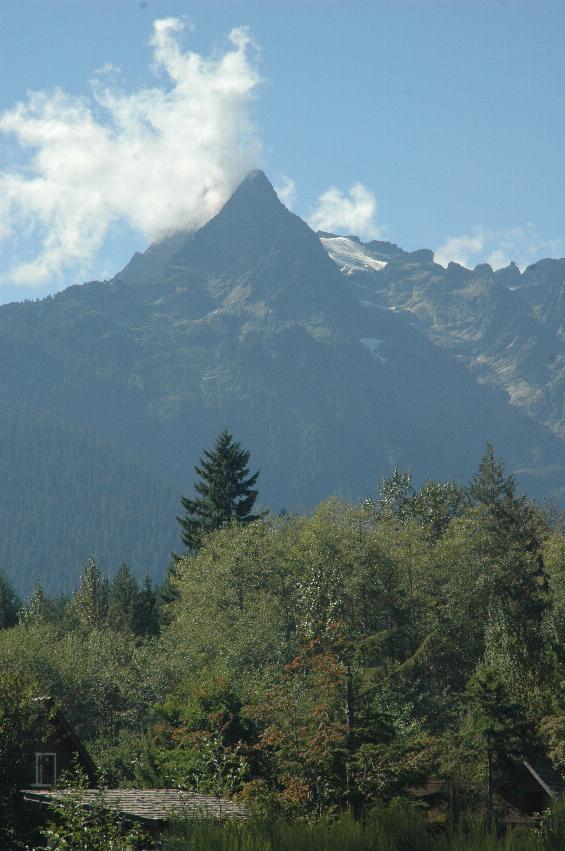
[29,724,96,787]
[501,769,552,816]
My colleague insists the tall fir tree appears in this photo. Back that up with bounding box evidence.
[20,581,53,626]
[376,467,415,523]
[468,442,545,554]
[177,429,261,552]
[157,557,181,623]
[448,664,536,826]
[134,576,160,636]
[0,570,19,629]
[468,444,550,666]
[412,480,467,541]
[468,443,516,509]
[108,565,139,634]
[74,556,109,630]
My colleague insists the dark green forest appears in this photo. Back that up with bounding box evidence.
[0,408,179,596]
[2,445,565,849]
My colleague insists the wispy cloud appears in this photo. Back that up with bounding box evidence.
[435,225,562,271]
[308,183,383,241]
[0,18,262,287]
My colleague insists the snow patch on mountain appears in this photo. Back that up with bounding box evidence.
[320,236,387,274]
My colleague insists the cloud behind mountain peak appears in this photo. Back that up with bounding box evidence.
[0,18,263,287]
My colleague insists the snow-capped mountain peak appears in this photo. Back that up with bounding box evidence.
[319,235,387,274]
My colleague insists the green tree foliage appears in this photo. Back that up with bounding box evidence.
[0,671,48,848]
[108,566,160,636]
[0,446,564,841]
[445,665,537,825]
[248,640,349,815]
[160,467,565,815]
[73,557,109,630]
[468,443,547,556]
[469,443,516,508]
[155,672,251,796]
[177,429,261,553]
[109,564,139,634]
[373,466,415,523]
[0,618,166,789]
[134,575,160,636]
[0,409,179,600]
[19,581,54,626]
[411,480,467,542]
[470,446,551,670]
[165,501,429,812]
[157,557,182,619]
[367,469,466,541]
[42,764,146,850]
[0,569,19,629]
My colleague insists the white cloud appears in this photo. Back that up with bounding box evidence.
[434,229,486,269]
[435,225,562,271]
[0,19,262,287]
[274,174,296,210]
[308,183,383,241]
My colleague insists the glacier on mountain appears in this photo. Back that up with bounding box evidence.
[320,236,387,274]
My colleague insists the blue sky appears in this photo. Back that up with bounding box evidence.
[1,0,564,304]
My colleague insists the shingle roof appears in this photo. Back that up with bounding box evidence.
[22,788,248,822]
[523,760,565,800]
[407,779,444,797]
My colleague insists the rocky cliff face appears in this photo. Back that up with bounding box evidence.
[324,235,565,443]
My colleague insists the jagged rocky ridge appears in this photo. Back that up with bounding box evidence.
[1,170,565,594]
[320,233,565,442]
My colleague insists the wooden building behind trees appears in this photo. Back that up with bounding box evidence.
[24,698,97,789]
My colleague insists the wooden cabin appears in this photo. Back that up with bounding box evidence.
[409,759,565,826]
[499,760,565,824]
[26,697,97,789]
[22,700,247,845]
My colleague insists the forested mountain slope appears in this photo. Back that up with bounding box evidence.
[0,408,179,596]
[2,170,565,595]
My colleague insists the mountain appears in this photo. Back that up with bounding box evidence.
[321,234,565,444]
[2,170,565,595]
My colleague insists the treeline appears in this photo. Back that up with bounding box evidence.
[0,559,165,632]
[1,444,565,847]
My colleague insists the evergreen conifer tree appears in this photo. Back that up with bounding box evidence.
[108,565,139,633]
[0,570,19,629]
[468,443,545,553]
[177,429,261,552]
[156,557,181,623]
[134,576,160,636]
[20,581,53,626]
[468,444,550,665]
[469,443,516,509]
[452,664,536,826]
[376,467,415,522]
[74,557,109,630]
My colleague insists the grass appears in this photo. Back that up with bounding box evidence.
[160,800,565,850]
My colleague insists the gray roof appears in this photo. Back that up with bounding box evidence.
[22,788,248,822]
[523,761,565,800]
